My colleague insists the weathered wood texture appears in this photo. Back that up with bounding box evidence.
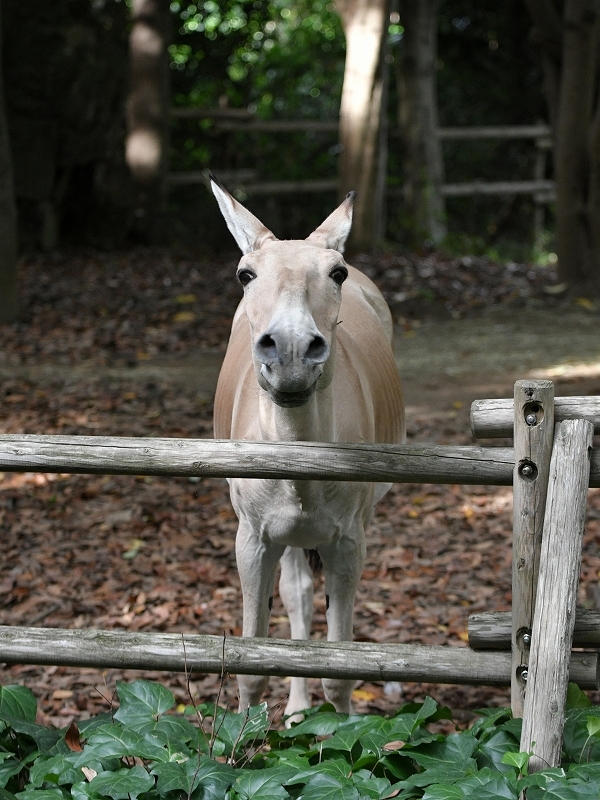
[1,435,599,486]
[0,626,597,688]
[520,418,594,771]
[169,112,550,140]
[439,180,554,197]
[471,395,600,438]
[0,435,515,485]
[469,608,600,650]
[511,380,555,718]
[436,125,551,139]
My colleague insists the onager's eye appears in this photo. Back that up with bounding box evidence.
[329,266,348,286]
[237,269,256,286]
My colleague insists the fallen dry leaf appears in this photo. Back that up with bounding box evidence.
[383,740,406,751]
[65,721,83,752]
[352,688,378,702]
[81,767,97,781]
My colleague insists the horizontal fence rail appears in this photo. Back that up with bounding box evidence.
[170,110,552,141]
[436,125,552,140]
[471,396,600,438]
[167,114,555,201]
[439,180,554,198]
[0,435,514,484]
[0,627,597,688]
[1,435,599,486]
[469,609,600,650]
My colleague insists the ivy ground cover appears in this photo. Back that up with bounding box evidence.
[1,680,600,799]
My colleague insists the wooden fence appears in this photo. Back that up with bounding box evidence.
[1,380,600,772]
[168,109,554,217]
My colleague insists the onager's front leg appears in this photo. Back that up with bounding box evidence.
[279,547,314,721]
[319,530,366,713]
[235,520,283,710]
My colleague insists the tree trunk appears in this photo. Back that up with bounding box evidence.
[523,0,562,128]
[0,1,18,323]
[554,0,598,288]
[334,0,389,253]
[396,0,446,245]
[125,0,170,241]
[526,0,600,293]
[588,73,600,279]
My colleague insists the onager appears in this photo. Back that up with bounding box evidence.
[211,177,405,720]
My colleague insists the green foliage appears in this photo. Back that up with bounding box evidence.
[169,0,344,117]
[167,0,346,242]
[3,680,600,799]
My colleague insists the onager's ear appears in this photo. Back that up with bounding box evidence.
[305,191,356,253]
[210,174,277,254]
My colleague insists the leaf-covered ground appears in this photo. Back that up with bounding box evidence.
[0,248,599,730]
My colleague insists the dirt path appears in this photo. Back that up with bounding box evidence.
[397,302,600,434]
[4,300,597,432]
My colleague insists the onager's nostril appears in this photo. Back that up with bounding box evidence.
[304,335,328,364]
[256,334,279,363]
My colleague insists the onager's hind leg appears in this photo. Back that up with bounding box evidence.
[235,520,283,711]
[319,530,366,713]
[278,547,314,722]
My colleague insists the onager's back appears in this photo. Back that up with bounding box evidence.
[211,178,404,721]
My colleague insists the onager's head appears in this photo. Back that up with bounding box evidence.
[211,177,355,408]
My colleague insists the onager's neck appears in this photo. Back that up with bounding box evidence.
[258,390,334,443]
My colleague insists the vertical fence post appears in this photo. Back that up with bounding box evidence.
[511,380,555,718]
[520,418,594,770]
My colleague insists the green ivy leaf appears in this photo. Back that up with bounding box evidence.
[15,790,68,800]
[233,769,292,800]
[350,770,392,800]
[401,759,476,789]
[89,766,154,800]
[414,697,449,725]
[567,762,600,781]
[294,772,359,800]
[130,714,206,752]
[500,750,529,774]
[323,716,389,755]
[28,755,81,789]
[517,768,566,793]
[68,780,103,800]
[466,776,517,799]
[378,753,415,781]
[277,712,350,739]
[75,726,168,765]
[563,708,600,761]
[7,721,63,756]
[113,681,174,725]
[477,731,520,773]
[0,687,37,724]
[285,758,353,785]
[150,760,193,794]
[77,715,113,740]
[421,784,466,800]
[499,718,522,741]
[468,709,512,741]
[565,683,592,709]
[525,783,600,800]
[0,759,26,791]
[213,704,269,754]
[410,733,478,769]
[152,754,234,796]
[587,717,600,738]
